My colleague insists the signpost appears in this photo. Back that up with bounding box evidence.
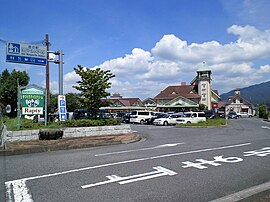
[5,38,65,127]
[58,95,67,121]
[21,88,45,115]
[6,42,47,66]
[17,84,47,129]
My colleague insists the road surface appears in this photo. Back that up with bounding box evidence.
[1,118,270,201]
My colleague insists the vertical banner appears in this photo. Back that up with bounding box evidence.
[58,95,67,121]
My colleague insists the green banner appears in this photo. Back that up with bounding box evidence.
[21,87,45,115]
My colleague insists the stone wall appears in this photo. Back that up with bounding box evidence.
[4,124,133,142]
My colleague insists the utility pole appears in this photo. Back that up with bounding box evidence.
[45,34,50,109]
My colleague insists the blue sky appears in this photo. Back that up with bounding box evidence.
[1,0,270,99]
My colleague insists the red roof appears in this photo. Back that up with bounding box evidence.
[226,94,252,106]
[105,98,141,106]
[154,85,201,99]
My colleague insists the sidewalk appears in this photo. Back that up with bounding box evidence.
[0,133,141,156]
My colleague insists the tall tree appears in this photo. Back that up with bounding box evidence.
[73,65,115,117]
[0,69,30,117]
[65,93,81,112]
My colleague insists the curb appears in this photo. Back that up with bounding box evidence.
[0,134,142,156]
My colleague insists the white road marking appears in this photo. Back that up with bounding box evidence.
[244,147,270,157]
[95,142,185,156]
[5,180,33,202]
[182,156,243,169]
[5,142,251,201]
[210,180,270,202]
[262,126,270,130]
[82,166,177,188]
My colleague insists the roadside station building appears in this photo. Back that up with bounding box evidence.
[148,67,220,112]
[102,67,220,113]
[218,88,253,116]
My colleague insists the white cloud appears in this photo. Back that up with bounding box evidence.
[96,48,153,78]
[61,25,270,99]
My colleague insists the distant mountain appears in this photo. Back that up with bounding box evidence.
[220,81,270,105]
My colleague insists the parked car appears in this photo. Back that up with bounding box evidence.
[153,113,185,126]
[227,111,238,119]
[129,110,155,124]
[122,112,131,123]
[147,112,167,125]
[202,110,216,119]
[237,112,252,118]
[177,111,206,124]
[73,109,112,119]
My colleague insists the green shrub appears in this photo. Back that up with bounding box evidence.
[58,118,121,127]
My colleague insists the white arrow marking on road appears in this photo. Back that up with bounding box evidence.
[95,143,185,156]
[262,126,270,130]
[81,166,177,189]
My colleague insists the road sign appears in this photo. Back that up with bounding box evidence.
[6,42,47,66]
[58,95,67,121]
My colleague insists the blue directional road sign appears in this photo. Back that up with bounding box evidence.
[6,42,47,66]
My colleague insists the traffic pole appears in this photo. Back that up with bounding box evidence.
[45,34,50,109]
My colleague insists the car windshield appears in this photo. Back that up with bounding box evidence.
[184,113,192,117]
[161,114,170,118]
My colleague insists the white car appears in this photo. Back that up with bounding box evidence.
[153,113,185,126]
[177,112,206,124]
[236,112,252,118]
[129,111,155,124]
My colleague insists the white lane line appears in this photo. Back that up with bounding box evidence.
[262,126,270,130]
[210,180,270,202]
[95,142,185,156]
[5,142,251,201]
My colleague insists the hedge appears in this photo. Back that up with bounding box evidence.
[58,118,121,127]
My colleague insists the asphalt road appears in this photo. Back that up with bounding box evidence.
[1,118,270,202]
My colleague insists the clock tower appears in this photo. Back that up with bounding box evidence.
[196,67,212,110]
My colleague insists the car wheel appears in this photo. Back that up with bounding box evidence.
[163,121,168,126]
[140,120,145,124]
[187,121,191,124]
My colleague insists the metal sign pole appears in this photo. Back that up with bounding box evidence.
[59,50,63,95]
[45,88,47,126]
[17,79,20,130]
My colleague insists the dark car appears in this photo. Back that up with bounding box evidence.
[73,109,112,119]
[73,109,93,119]
[228,111,238,119]
[203,110,217,119]
[122,113,131,123]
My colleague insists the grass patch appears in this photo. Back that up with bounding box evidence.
[3,116,61,131]
[2,116,121,131]
[176,118,227,127]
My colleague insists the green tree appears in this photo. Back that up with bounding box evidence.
[73,65,115,117]
[199,104,208,110]
[0,69,30,117]
[49,94,58,113]
[258,105,267,119]
[65,93,81,112]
